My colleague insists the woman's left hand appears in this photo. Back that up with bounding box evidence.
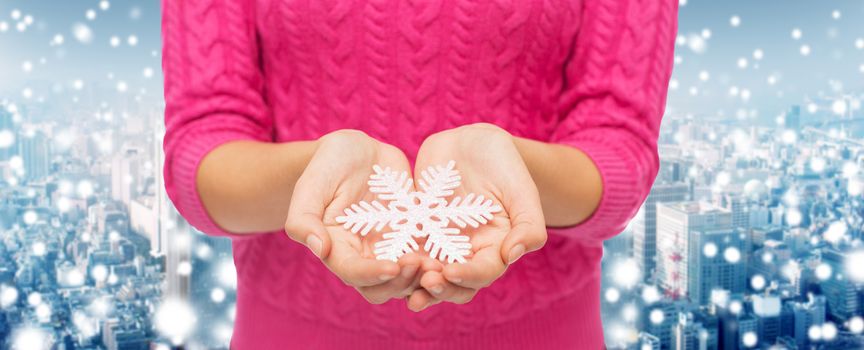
[406,123,547,312]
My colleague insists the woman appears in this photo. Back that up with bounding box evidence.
[162,0,677,348]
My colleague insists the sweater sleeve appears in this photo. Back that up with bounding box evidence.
[545,0,677,243]
[161,0,272,237]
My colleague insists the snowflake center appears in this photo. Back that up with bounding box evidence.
[390,192,446,237]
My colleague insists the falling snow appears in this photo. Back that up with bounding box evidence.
[1,1,863,349]
[71,23,93,43]
[791,28,803,40]
[729,15,741,27]
[155,299,197,345]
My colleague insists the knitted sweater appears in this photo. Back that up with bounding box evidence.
[161,0,677,348]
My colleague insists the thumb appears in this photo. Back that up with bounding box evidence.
[284,172,333,260]
[498,180,546,265]
[500,213,547,265]
[284,211,332,260]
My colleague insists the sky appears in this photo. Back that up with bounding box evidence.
[0,0,862,122]
[671,0,864,121]
[0,0,161,109]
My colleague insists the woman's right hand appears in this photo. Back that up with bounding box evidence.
[284,130,425,304]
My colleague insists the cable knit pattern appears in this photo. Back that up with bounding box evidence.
[161,0,677,349]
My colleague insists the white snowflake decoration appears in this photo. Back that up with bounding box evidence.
[335,161,502,263]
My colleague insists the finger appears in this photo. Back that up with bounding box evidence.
[420,270,476,304]
[284,211,332,259]
[327,241,400,287]
[498,179,547,265]
[500,210,547,265]
[407,288,440,312]
[357,254,423,303]
[284,171,334,259]
[420,254,445,273]
[485,146,547,266]
[442,246,506,289]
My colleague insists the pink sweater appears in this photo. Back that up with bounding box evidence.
[161,0,677,348]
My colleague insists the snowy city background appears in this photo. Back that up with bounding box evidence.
[0,0,863,349]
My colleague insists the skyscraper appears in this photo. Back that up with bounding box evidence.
[687,228,748,305]
[716,307,757,350]
[639,332,661,350]
[721,194,749,231]
[785,105,801,131]
[111,147,142,206]
[820,249,860,321]
[788,294,826,349]
[657,201,733,299]
[0,109,15,161]
[633,183,689,282]
[644,300,685,348]
[674,312,712,350]
[18,129,51,181]
[753,295,782,345]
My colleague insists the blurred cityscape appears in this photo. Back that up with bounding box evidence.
[600,97,864,350]
[1,0,863,349]
[0,93,236,349]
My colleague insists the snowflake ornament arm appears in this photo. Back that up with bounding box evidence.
[368,165,413,200]
[335,161,502,263]
[417,160,460,197]
[374,230,420,262]
[434,192,501,228]
[334,165,410,236]
[423,227,472,264]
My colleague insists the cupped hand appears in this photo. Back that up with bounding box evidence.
[406,123,547,311]
[284,130,424,304]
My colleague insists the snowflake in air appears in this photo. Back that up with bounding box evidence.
[335,161,502,263]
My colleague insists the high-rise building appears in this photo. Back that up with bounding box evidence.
[736,315,758,349]
[19,129,51,181]
[638,332,662,350]
[111,147,143,206]
[161,120,193,299]
[164,215,192,299]
[753,295,782,345]
[720,194,749,231]
[644,301,683,348]
[779,303,796,341]
[820,249,860,321]
[787,294,826,349]
[673,312,716,350]
[717,308,757,350]
[0,109,16,161]
[785,105,801,130]
[746,207,771,230]
[633,183,689,281]
[687,228,748,305]
[130,121,172,257]
[153,122,169,256]
[657,201,733,299]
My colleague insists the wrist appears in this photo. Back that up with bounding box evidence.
[277,140,319,168]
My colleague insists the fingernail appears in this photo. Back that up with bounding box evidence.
[447,276,462,284]
[430,285,443,295]
[508,244,526,264]
[420,301,432,311]
[305,235,323,258]
[401,264,418,278]
[379,274,396,282]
